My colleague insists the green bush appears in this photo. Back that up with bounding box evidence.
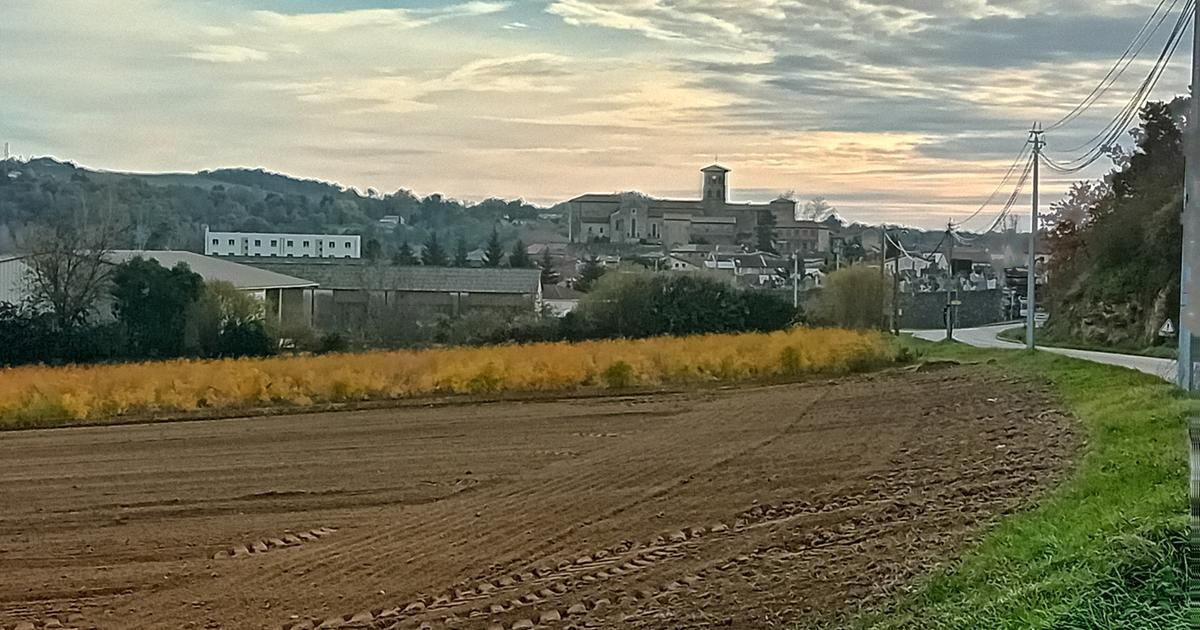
[575,272,797,339]
[601,361,635,389]
[317,333,350,354]
[809,265,887,330]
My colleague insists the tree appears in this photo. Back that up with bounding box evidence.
[1043,180,1108,279]
[509,239,532,268]
[576,256,606,293]
[454,234,470,267]
[804,197,834,220]
[810,265,887,330]
[755,208,777,253]
[393,240,418,266]
[840,236,866,264]
[25,216,118,334]
[363,238,383,261]
[188,280,263,354]
[422,232,449,266]
[540,250,560,285]
[111,258,204,358]
[483,228,504,267]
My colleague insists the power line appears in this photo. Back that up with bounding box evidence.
[1049,3,1190,166]
[981,153,1036,234]
[953,142,1033,228]
[1046,0,1179,131]
[1045,0,1195,173]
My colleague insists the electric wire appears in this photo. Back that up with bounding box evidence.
[1046,0,1179,131]
[953,142,1033,228]
[1045,0,1194,173]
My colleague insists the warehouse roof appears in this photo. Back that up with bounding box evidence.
[242,260,543,294]
[107,251,317,290]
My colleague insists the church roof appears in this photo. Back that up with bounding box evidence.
[701,164,730,173]
[569,193,621,203]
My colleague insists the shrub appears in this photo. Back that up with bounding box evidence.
[215,320,275,358]
[575,272,796,339]
[810,265,888,330]
[601,361,636,389]
[317,333,350,354]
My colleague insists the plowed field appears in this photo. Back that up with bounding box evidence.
[0,365,1077,630]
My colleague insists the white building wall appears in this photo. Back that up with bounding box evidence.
[204,230,361,259]
[0,258,30,305]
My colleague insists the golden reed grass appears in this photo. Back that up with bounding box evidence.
[0,328,890,426]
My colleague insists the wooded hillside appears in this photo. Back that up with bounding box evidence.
[1043,98,1186,348]
[0,158,559,255]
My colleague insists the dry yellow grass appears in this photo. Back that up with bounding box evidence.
[0,328,890,427]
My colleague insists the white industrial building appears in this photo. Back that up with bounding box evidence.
[204,229,361,259]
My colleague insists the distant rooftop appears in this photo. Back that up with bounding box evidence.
[107,250,317,290]
[241,260,542,294]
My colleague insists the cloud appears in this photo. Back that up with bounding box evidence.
[440,53,576,92]
[184,45,270,64]
[547,0,686,42]
[1,0,1187,226]
[253,1,510,33]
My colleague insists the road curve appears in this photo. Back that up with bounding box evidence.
[908,323,1179,383]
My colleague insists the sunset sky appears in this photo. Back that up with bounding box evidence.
[1,1,1191,228]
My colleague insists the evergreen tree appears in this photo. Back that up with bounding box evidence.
[509,239,532,268]
[422,232,448,267]
[576,256,606,292]
[454,235,470,267]
[755,208,778,254]
[111,258,205,358]
[483,228,505,267]
[363,238,382,261]
[392,240,418,266]
[540,250,560,285]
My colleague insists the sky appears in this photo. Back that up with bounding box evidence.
[0,0,1193,229]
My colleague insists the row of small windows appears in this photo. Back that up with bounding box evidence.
[211,238,352,249]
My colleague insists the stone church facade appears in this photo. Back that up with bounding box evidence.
[567,165,830,254]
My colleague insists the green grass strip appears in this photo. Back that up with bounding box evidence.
[995,327,1178,359]
[841,340,1189,629]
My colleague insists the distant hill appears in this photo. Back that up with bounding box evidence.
[14,158,362,200]
[0,157,557,256]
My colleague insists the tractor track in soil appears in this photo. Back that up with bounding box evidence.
[0,366,1078,629]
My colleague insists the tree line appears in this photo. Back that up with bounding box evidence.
[389,228,537,268]
[438,272,799,347]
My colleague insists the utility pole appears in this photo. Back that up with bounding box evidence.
[1183,5,1200,597]
[892,244,900,335]
[946,220,955,341]
[792,250,799,309]
[1027,123,1045,350]
[879,226,888,331]
[1180,4,1200,389]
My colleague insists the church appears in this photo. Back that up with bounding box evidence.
[566,164,830,254]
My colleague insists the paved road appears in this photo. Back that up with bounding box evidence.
[909,323,1179,382]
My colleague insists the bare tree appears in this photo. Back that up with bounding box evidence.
[803,197,834,221]
[24,215,118,332]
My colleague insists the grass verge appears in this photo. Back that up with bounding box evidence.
[836,338,1189,629]
[997,326,1177,359]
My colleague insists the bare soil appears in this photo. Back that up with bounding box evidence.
[0,365,1077,630]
